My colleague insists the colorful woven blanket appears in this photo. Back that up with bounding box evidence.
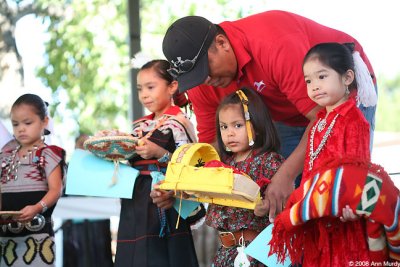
[270,158,400,264]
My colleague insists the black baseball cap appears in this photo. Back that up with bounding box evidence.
[162,16,217,92]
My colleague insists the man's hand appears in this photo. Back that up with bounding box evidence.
[263,174,294,222]
[259,105,320,222]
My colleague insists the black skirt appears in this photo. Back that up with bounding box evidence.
[114,174,199,267]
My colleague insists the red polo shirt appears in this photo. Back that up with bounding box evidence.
[188,10,375,143]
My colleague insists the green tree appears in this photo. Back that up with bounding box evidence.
[376,75,400,131]
[0,0,50,81]
[5,0,398,139]
[37,0,130,135]
[35,0,249,137]
[0,0,58,117]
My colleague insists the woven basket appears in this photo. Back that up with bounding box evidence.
[84,135,138,161]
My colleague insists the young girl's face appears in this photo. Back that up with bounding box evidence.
[137,68,177,118]
[218,104,253,156]
[11,104,48,148]
[303,58,352,111]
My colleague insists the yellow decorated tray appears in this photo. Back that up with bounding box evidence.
[159,143,261,209]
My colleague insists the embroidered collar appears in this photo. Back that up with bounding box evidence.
[132,106,182,124]
[316,99,356,120]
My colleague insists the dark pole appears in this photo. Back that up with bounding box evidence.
[127,0,142,121]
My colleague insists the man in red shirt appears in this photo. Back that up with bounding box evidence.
[160,10,377,221]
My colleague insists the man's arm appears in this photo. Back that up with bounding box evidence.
[260,105,321,222]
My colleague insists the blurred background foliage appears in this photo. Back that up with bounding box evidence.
[36,0,130,135]
[1,0,252,137]
[376,75,400,131]
[1,0,400,139]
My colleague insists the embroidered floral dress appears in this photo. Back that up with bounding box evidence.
[282,99,372,266]
[205,150,284,267]
[0,141,66,267]
[114,106,201,267]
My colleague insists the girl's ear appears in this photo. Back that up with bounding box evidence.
[43,116,49,131]
[169,80,179,95]
[344,69,355,86]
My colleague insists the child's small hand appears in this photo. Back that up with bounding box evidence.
[135,139,161,159]
[150,188,175,209]
[340,205,360,222]
[179,191,191,199]
[18,205,41,223]
[137,138,145,146]
[254,199,268,217]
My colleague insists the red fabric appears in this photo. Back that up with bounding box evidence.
[187,84,237,143]
[132,105,183,123]
[270,158,400,266]
[255,177,271,188]
[203,159,243,174]
[36,145,64,157]
[268,100,378,266]
[223,10,375,123]
[187,10,375,143]
[303,99,370,179]
[173,91,189,108]
[205,151,284,233]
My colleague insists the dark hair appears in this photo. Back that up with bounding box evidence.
[209,25,226,52]
[139,59,189,108]
[303,42,357,90]
[216,87,280,158]
[215,24,226,35]
[11,93,51,135]
[140,59,174,84]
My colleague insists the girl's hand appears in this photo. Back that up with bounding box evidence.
[254,199,269,217]
[18,205,41,223]
[179,191,191,199]
[340,205,360,222]
[150,188,175,209]
[135,139,165,159]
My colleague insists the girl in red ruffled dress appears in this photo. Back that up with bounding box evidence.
[270,43,386,266]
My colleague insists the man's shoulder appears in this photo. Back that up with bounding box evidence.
[187,83,237,102]
[223,10,311,28]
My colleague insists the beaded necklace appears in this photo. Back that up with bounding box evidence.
[231,149,253,167]
[2,144,40,182]
[317,117,327,132]
[308,114,339,170]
